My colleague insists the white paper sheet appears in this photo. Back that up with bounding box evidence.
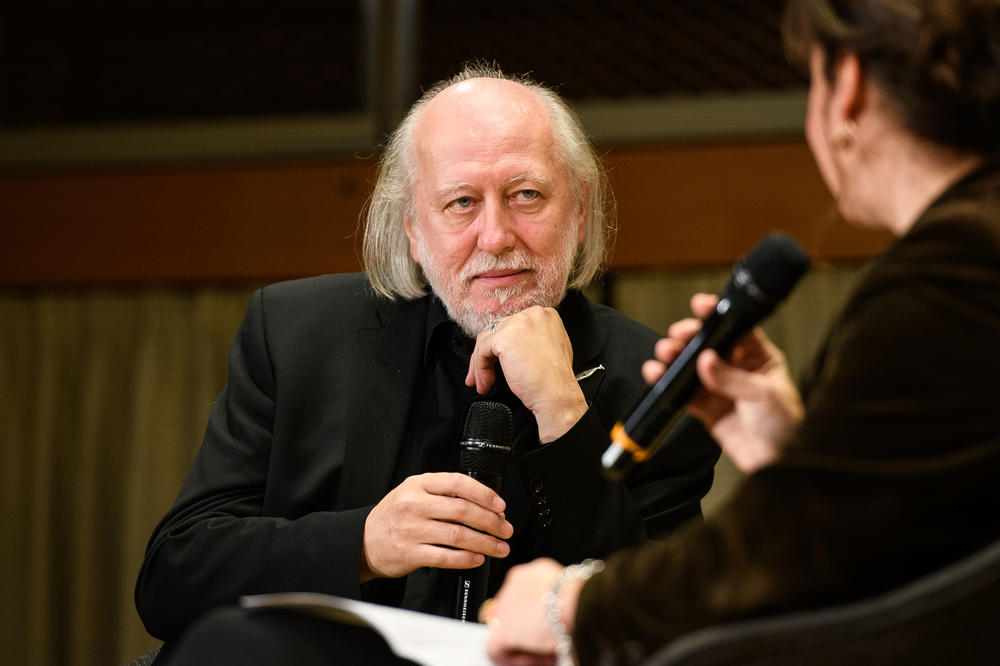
[241,592,491,665]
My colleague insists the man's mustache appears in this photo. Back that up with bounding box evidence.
[460,251,538,284]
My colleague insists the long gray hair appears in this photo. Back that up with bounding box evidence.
[362,62,614,300]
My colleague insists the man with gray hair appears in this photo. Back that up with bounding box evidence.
[135,64,718,652]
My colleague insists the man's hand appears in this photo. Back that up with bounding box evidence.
[642,293,804,473]
[465,306,587,443]
[360,472,513,582]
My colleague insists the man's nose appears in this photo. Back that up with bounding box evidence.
[476,199,517,254]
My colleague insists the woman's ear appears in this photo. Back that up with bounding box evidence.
[829,51,865,126]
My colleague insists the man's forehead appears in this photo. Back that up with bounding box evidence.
[409,77,566,192]
[432,77,540,112]
[417,78,550,141]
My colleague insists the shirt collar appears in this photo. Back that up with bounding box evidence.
[423,295,466,368]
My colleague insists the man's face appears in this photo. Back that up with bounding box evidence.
[404,78,586,337]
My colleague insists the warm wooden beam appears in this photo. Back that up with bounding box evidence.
[607,140,892,270]
[0,139,891,285]
[1,161,376,284]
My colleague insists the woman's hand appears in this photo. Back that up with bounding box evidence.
[643,293,804,472]
[485,558,582,666]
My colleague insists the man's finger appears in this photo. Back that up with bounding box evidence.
[413,544,488,571]
[423,521,512,559]
[466,333,499,393]
[419,472,507,512]
[425,494,514,540]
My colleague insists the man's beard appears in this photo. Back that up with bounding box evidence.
[413,227,580,338]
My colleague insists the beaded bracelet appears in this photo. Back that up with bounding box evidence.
[543,558,605,666]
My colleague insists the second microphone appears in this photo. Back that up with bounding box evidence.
[603,232,810,480]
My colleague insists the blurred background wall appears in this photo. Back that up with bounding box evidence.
[0,2,891,664]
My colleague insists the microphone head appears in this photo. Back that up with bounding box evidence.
[727,232,810,313]
[460,401,513,477]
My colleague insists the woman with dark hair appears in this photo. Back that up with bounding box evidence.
[486,1,1000,664]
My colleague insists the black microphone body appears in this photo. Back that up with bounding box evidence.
[455,401,513,622]
[603,232,810,479]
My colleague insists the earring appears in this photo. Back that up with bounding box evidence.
[835,120,857,149]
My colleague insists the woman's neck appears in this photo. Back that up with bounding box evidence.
[875,141,985,236]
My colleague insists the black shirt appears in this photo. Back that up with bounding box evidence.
[367,296,549,617]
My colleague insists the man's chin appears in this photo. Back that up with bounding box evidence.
[439,281,567,337]
[483,289,566,318]
[475,291,540,318]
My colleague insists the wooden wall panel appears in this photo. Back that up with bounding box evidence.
[1,162,376,284]
[0,139,891,284]
[608,140,891,270]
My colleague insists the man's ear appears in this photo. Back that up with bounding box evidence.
[830,51,865,126]
[403,217,420,263]
[575,186,589,245]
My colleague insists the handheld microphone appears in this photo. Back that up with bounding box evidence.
[455,400,513,622]
[602,232,810,480]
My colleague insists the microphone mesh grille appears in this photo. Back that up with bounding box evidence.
[460,401,513,477]
[462,401,514,443]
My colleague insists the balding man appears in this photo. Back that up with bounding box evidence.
[135,65,718,652]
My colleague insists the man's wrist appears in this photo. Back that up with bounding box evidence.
[536,390,588,443]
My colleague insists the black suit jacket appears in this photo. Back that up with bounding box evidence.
[136,275,718,640]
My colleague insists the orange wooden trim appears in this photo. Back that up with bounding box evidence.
[0,140,891,285]
[604,140,892,270]
[0,161,377,284]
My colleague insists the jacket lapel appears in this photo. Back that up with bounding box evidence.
[561,290,607,403]
[336,296,428,509]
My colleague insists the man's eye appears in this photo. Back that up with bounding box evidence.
[517,189,539,201]
[452,196,473,209]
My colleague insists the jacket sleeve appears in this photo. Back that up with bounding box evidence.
[134,288,371,641]
[516,330,720,564]
[513,383,719,565]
